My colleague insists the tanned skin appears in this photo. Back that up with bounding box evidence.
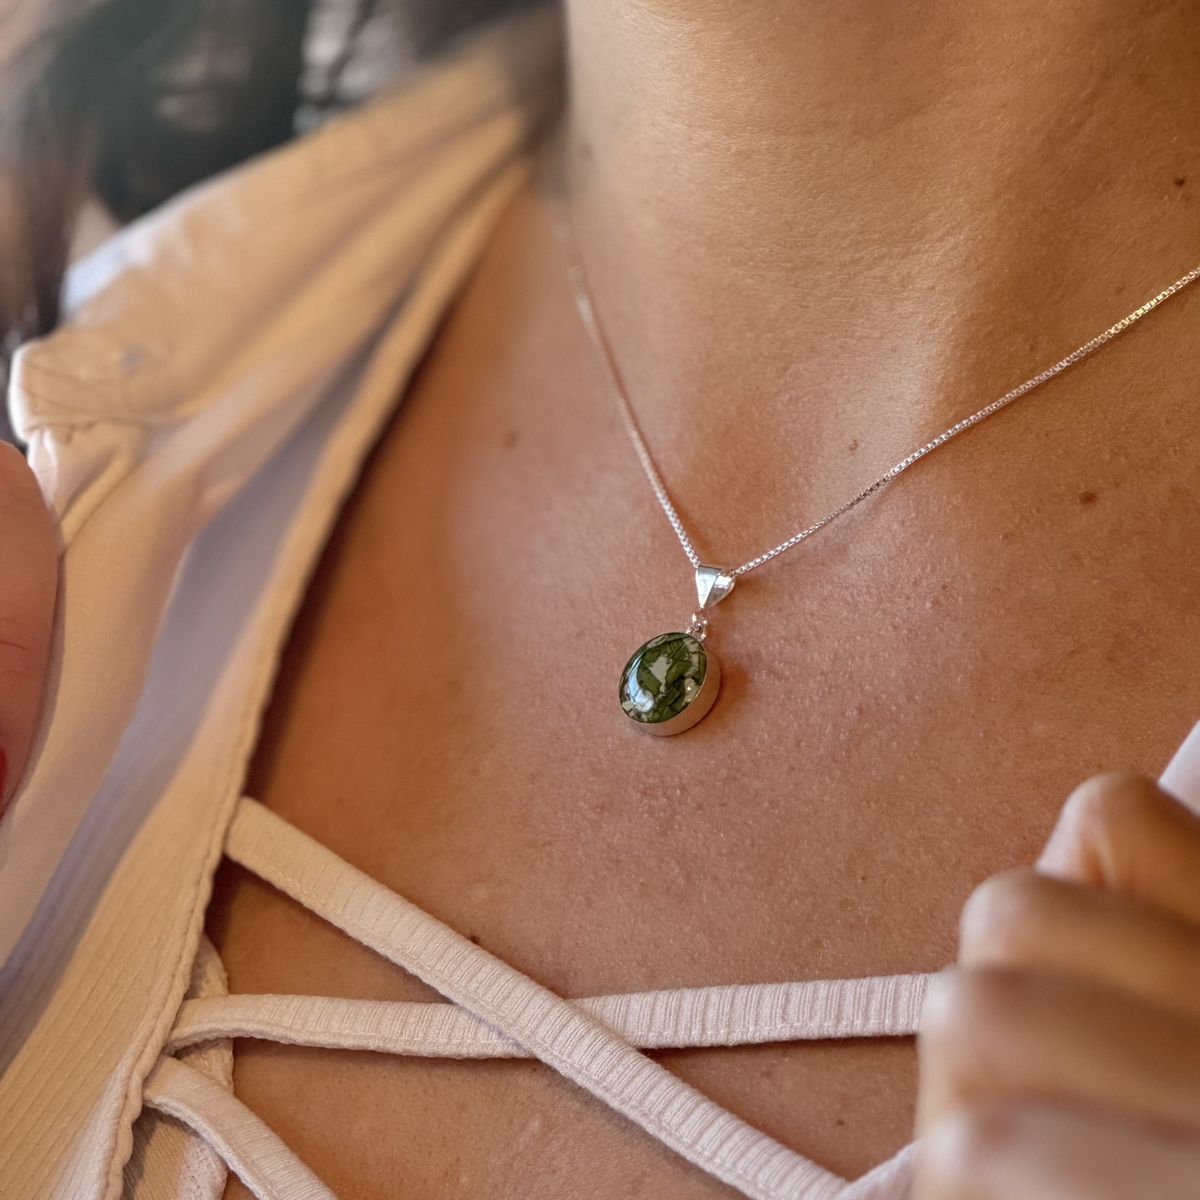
[10,0,1180,1194]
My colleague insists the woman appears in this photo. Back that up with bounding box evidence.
[2,1,1200,1197]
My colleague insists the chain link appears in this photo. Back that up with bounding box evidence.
[554,192,1200,580]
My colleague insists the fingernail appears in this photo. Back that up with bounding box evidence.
[0,746,8,818]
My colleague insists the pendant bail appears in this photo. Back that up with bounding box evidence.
[695,565,736,609]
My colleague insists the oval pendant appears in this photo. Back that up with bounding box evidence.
[618,631,721,736]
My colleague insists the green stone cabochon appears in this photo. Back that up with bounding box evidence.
[619,632,708,725]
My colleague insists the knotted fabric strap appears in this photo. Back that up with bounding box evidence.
[224,796,848,1200]
[168,972,932,1058]
[143,1056,337,1200]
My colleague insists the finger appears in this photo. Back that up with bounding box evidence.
[917,1100,1200,1200]
[959,868,1200,1025]
[0,441,57,813]
[916,966,1200,1135]
[1037,773,1200,923]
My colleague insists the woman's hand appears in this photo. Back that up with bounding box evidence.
[0,440,57,816]
[915,772,1200,1198]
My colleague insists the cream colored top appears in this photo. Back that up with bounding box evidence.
[1,9,1198,1200]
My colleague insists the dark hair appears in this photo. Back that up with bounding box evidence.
[0,0,529,439]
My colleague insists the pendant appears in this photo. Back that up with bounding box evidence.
[618,565,735,736]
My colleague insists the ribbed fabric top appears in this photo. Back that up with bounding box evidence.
[140,797,930,1200]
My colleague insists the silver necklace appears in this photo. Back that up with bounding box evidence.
[554,194,1200,735]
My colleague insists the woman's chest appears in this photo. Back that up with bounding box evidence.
[207,190,1200,1196]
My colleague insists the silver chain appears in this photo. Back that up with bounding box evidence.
[554,193,1200,579]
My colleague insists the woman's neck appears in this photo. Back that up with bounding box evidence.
[562,0,1200,492]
